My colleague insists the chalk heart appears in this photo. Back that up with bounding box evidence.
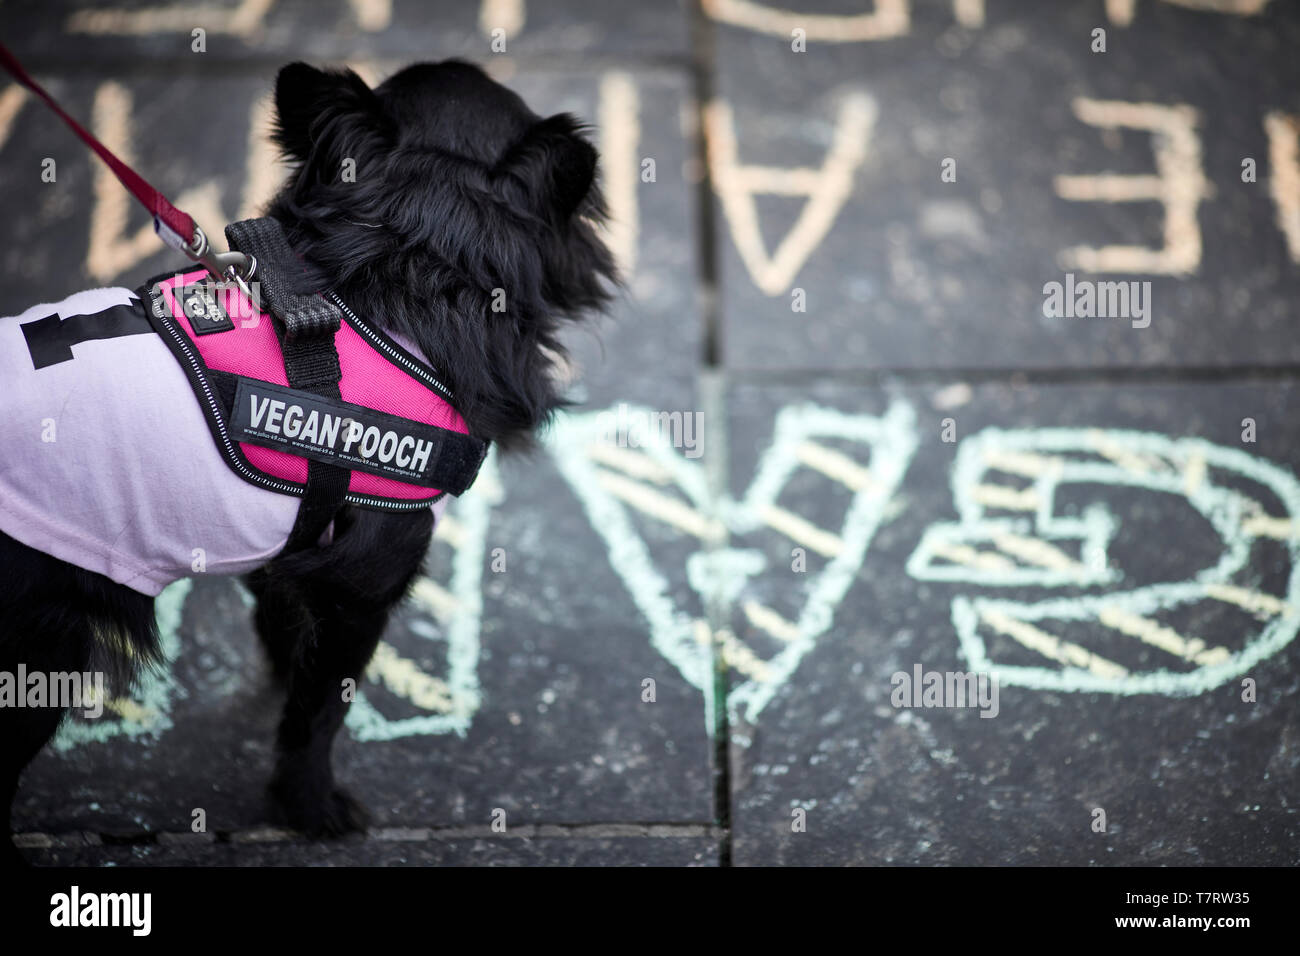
[547,400,919,728]
[907,428,1300,696]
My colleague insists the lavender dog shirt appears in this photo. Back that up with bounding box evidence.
[0,286,448,595]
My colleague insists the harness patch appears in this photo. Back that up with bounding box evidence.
[230,378,452,486]
[178,282,234,335]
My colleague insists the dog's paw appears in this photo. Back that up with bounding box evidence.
[269,777,371,837]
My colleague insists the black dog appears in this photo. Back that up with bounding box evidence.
[0,60,615,863]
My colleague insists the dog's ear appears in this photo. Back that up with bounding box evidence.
[273,62,380,160]
[496,113,598,221]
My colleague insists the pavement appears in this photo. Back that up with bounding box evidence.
[3,0,1299,866]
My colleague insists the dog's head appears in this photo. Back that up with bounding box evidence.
[266,60,617,449]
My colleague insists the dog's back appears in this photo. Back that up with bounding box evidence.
[0,286,303,595]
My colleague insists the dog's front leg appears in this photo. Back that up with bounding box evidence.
[257,509,433,837]
[266,594,392,836]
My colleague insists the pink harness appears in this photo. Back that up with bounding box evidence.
[139,218,487,550]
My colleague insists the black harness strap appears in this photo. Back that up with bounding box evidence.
[226,217,351,555]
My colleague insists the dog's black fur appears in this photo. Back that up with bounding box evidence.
[1,60,615,864]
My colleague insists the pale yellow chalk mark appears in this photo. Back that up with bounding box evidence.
[347,0,391,31]
[85,82,227,280]
[480,0,526,38]
[742,601,803,643]
[701,0,909,41]
[706,93,876,295]
[990,533,1087,574]
[980,608,1129,679]
[598,72,639,277]
[408,577,461,623]
[1086,428,1166,474]
[953,0,985,27]
[1055,98,1210,275]
[1241,515,1295,539]
[434,514,465,548]
[981,449,1064,480]
[1164,0,1272,13]
[694,620,773,683]
[366,641,455,713]
[80,682,155,723]
[81,681,157,725]
[345,60,384,88]
[595,470,724,541]
[932,542,1017,572]
[1264,112,1300,265]
[1204,584,1293,619]
[67,0,274,36]
[969,483,1039,512]
[795,440,878,492]
[585,443,674,485]
[759,503,844,557]
[1107,0,1272,25]
[237,93,283,220]
[932,382,973,410]
[0,84,28,151]
[1106,0,1138,23]
[105,697,157,723]
[1182,449,1206,497]
[1098,605,1229,667]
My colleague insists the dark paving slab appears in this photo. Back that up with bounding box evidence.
[706,0,1300,370]
[5,0,690,63]
[723,379,1300,865]
[19,831,720,866]
[8,65,713,834]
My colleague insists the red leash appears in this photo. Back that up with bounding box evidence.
[0,41,250,283]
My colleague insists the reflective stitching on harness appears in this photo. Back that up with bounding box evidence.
[139,267,486,512]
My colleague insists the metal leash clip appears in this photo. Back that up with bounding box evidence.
[184,223,258,300]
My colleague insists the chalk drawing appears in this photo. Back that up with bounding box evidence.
[702,0,910,41]
[704,0,1261,37]
[65,0,394,36]
[480,0,526,39]
[1265,111,1300,265]
[1054,98,1211,275]
[598,72,640,278]
[547,401,918,728]
[0,84,26,151]
[67,0,276,36]
[85,81,286,281]
[1106,0,1273,27]
[908,427,1300,695]
[707,93,876,296]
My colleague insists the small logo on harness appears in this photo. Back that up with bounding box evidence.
[179,282,234,335]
